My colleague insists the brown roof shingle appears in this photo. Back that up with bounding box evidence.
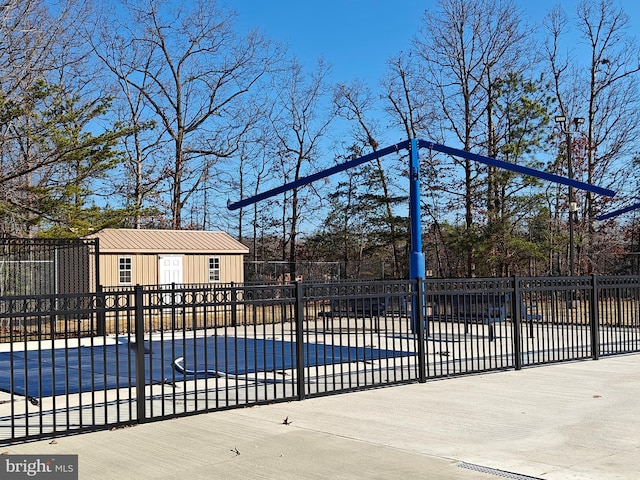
[87,229,249,254]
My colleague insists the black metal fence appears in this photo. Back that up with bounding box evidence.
[0,237,98,297]
[1,275,639,444]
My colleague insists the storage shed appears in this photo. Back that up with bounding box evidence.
[87,229,249,287]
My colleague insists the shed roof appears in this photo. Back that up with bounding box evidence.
[87,229,249,254]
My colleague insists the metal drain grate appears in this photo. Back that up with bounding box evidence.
[457,462,545,480]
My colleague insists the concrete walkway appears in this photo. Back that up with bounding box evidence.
[5,354,640,479]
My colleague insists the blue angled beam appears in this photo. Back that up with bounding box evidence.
[596,202,640,221]
[418,140,616,198]
[227,140,410,211]
[229,139,615,211]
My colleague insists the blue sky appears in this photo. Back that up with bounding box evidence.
[233,0,640,86]
[226,1,640,231]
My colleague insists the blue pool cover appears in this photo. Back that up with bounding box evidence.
[0,337,409,398]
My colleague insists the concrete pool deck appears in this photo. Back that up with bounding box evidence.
[4,353,639,479]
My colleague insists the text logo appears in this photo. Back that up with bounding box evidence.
[1,455,77,479]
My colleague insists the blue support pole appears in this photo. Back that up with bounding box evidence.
[408,139,425,334]
[409,138,425,281]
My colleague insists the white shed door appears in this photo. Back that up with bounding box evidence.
[159,256,183,285]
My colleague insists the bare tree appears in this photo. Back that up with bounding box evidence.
[335,79,410,278]
[0,0,116,235]
[544,0,640,273]
[85,16,163,229]
[90,0,279,229]
[382,53,461,276]
[233,119,278,245]
[412,0,529,276]
[0,1,69,102]
[577,0,640,272]
[269,57,336,278]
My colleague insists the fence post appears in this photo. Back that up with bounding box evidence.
[170,282,177,330]
[230,281,237,327]
[590,274,600,360]
[96,285,105,337]
[410,277,423,335]
[134,285,147,424]
[294,281,306,401]
[512,276,522,370]
[416,278,427,383]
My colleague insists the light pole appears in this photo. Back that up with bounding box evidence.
[555,115,585,279]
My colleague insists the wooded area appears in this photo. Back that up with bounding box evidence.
[2,0,640,279]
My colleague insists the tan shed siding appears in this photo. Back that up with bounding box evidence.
[136,255,161,285]
[99,254,159,286]
[98,254,112,286]
[221,255,244,283]
[183,255,205,283]
[97,253,244,287]
[89,253,96,285]
[182,254,244,284]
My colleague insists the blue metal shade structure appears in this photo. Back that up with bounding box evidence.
[228,138,616,282]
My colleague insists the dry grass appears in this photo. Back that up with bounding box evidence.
[531,299,640,326]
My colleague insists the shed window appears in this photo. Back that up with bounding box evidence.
[208,257,220,283]
[119,257,132,284]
